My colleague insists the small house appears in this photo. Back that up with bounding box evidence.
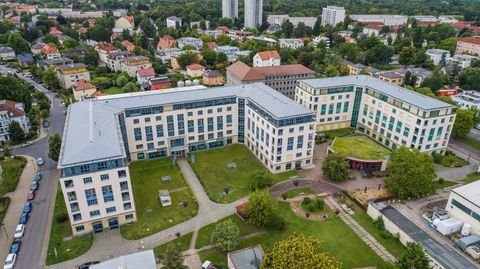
[159,190,172,206]
[186,63,206,77]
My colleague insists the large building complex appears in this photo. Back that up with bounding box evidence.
[295,76,456,154]
[349,14,408,26]
[321,6,345,26]
[455,37,480,56]
[59,83,315,234]
[244,0,263,28]
[267,15,317,28]
[222,0,238,19]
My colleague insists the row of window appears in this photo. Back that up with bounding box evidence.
[63,171,127,189]
[131,106,234,125]
[72,203,133,223]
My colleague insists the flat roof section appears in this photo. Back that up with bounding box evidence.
[299,76,454,111]
[451,180,480,207]
[332,135,390,160]
[380,205,478,269]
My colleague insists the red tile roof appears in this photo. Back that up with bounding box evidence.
[226,61,264,81]
[41,44,59,54]
[49,27,63,36]
[256,50,280,60]
[227,61,315,81]
[186,63,206,70]
[458,37,480,45]
[74,79,96,91]
[0,100,25,117]
[91,91,106,97]
[137,67,156,77]
[96,42,119,53]
[123,16,134,24]
[122,40,135,52]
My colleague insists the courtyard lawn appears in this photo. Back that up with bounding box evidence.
[434,179,458,190]
[282,187,315,199]
[332,135,390,160]
[46,187,93,265]
[154,232,193,256]
[434,152,469,168]
[189,145,298,203]
[198,202,391,269]
[0,197,10,224]
[463,172,480,184]
[102,87,124,95]
[121,158,198,240]
[0,157,27,196]
[324,127,355,139]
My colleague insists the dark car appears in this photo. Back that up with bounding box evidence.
[9,239,21,254]
[34,172,42,181]
[78,261,100,269]
[27,190,35,201]
[19,213,29,224]
[23,202,32,214]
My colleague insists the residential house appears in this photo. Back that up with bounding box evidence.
[426,49,451,65]
[448,54,479,69]
[56,63,91,89]
[227,245,264,269]
[178,37,203,50]
[170,50,203,70]
[115,16,135,32]
[227,30,253,41]
[49,27,63,37]
[455,37,480,55]
[122,40,135,52]
[216,46,250,62]
[121,56,152,77]
[279,39,304,49]
[17,53,34,66]
[136,67,156,84]
[31,43,45,55]
[0,47,16,61]
[0,100,30,144]
[312,36,331,48]
[148,77,171,90]
[157,35,176,50]
[95,42,121,64]
[166,16,182,28]
[190,20,210,29]
[202,70,224,86]
[63,47,87,60]
[155,48,181,64]
[253,51,280,67]
[37,57,74,69]
[72,79,97,101]
[106,51,134,72]
[186,63,206,77]
[40,44,61,60]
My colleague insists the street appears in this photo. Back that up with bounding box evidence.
[0,65,66,269]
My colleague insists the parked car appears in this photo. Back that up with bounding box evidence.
[27,190,35,201]
[13,224,24,239]
[42,120,49,128]
[22,141,32,147]
[9,239,21,254]
[23,202,32,213]
[19,213,29,224]
[3,253,16,269]
[36,157,44,166]
[78,261,100,269]
[23,72,32,77]
[30,181,38,191]
[34,172,42,181]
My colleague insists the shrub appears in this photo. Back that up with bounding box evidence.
[55,213,68,223]
[303,197,311,204]
[438,178,445,184]
[314,198,325,210]
[266,214,286,230]
[306,203,316,212]
[281,193,287,200]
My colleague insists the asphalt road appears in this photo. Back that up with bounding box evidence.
[0,65,66,269]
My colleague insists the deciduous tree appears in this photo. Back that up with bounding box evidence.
[210,219,240,252]
[48,133,62,162]
[322,153,350,182]
[452,108,475,138]
[246,189,276,227]
[163,243,187,269]
[8,121,25,144]
[397,242,432,269]
[250,169,273,190]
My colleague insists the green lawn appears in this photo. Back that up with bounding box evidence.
[198,202,391,269]
[324,127,355,139]
[282,187,315,199]
[46,187,93,265]
[332,135,391,160]
[459,136,480,151]
[102,87,124,95]
[121,158,198,240]
[190,145,298,203]
[434,152,469,168]
[435,180,458,190]
[463,173,480,184]
[0,197,10,224]
[154,232,193,256]
[0,157,27,196]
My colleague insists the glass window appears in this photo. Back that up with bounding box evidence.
[83,177,92,184]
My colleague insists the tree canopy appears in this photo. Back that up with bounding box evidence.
[210,219,240,252]
[48,133,62,162]
[452,108,475,138]
[397,242,432,269]
[246,189,276,227]
[322,153,350,182]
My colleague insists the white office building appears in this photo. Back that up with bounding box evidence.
[267,15,317,28]
[321,6,345,26]
[295,76,456,154]
[349,14,408,26]
[445,181,480,235]
[452,91,480,110]
[448,54,479,69]
[279,38,304,49]
[426,49,451,65]
[244,0,263,29]
[59,83,315,234]
[222,0,238,19]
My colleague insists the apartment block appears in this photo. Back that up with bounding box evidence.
[279,38,304,49]
[120,56,152,77]
[267,15,317,28]
[56,63,91,89]
[222,0,238,19]
[0,100,30,144]
[106,51,134,72]
[349,14,408,26]
[426,49,451,65]
[244,0,263,28]
[321,6,345,26]
[455,37,480,56]
[295,76,456,154]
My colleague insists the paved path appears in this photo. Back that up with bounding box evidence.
[47,158,247,269]
[271,179,341,199]
[325,196,397,263]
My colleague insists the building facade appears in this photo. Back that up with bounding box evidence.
[455,37,480,56]
[426,49,451,65]
[253,51,281,67]
[0,100,30,143]
[267,15,317,28]
[279,39,304,49]
[56,63,91,89]
[349,14,408,26]
[244,0,263,29]
[177,37,203,50]
[0,47,16,61]
[59,83,315,234]
[295,76,456,154]
[106,51,134,72]
[445,181,480,235]
[321,6,345,26]
[166,16,182,28]
[121,56,152,77]
[222,0,238,19]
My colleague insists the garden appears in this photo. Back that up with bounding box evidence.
[331,135,391,160]
[432,151,469,168]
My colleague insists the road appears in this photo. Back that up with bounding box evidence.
[0,65,66,269]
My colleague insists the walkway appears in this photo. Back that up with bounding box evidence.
[270,179,340,199]
[325,196,397,263]
[46,158,247,269]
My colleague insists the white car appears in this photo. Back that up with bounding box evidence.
[3,253,16,269]
[36,157,44,166]
[13,224,24,239]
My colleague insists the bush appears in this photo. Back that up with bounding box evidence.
[314,198,325,210]
[266,214,286,230]
[438,178,445,184]
[281,193,287,200]
[306,203,316,212]
[303,197,311,204]
[55,213,68,223]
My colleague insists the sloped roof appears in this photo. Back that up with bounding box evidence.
[186,63,205,70]
[226,61,264,81]
[96,42,119,53]
[137,67,155,77]
[227,61,314,81]
[256,50,280,60]
[458,37,480,45]
[0,100,25,117]
[41,44,59,54]
[74,79,96,91]
[123,15,134,24]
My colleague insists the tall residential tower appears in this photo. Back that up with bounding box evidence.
[244,0,262,28]
[222,0,238,19]
[321,6,345,26]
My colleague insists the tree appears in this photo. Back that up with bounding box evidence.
[43,34,59,45]
[42,68,61,90]
[458,67,480,91]
[250,170,273,190]
[84,48,99,66]
[140,18,157,38]
[312,18,321,36]
[7,33,29,54]
[246,189,276,227]
[452,108,475,138]
[322,154,350,182]
[397,242,432,269]
[415,87,435,97]
[261,234,341,269]
[421,71,443,91]
[8,121,25,143]
[116,75,128,87]
[176,51,198,69]
[63,38,79,49]
[40,109,49,119]
[385,147,435,199]
[399,46,416,66]
[281,20,294,38]
[438,37,457,55]
[210,219,240,252]
[48,133,62,161]
[365,44,393,66]
[122,82,139,93]
[163,243,187,269]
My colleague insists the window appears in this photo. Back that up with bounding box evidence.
[198,119,204,133]
[126,214,134,220]
[145,126,153,141]
[64,180,74,188]
[124,202,132,210]
[336,102,341,113]
[122,191,130,201]
[133,119,139,124]
[118,170,127,178]
[102,185,114,202]
[297,135,304,149]
[207,109,213,114]
[90,210,100,217]
[217,107,222,112]
[70,202,79,212]
[156,116,162,121]
[73,213,82,221]
[343,101,349,112]
[75,225,85,232]
[188,120,194,132]
[100,174,109,181]
[147,142,154,150]
[328,104,334,114]
[278,129,283,135]
[198,110,203,115]
[134,128,142,141]
[156,125,164,137]
[83,177,92,184]
[67,191,77,201]
[287,137,294,151]
[144,117,151,123]
[137,153,145,159]
[85,189,97,206]
[226,115,233,124]
[120,181,129,191]
[106,207,116,214]
[320,104,326,115]
[286,163,292,170]
[208,117,214,132]
[136,144,143,150]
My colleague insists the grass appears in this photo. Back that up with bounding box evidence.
[463,172,480,184]
[154,232,193,256]
[332,135,390,160]
[190,145,298,203]
[282,187,315,198]
[324,127,355,139]
[198,202,391,269]
[0,157,27,196]
[102,87,124,95]
[0,197,10,224]
[433,152,469,168]
[434,179,458,190]
[46,187,93,265]
[120,158,198,240]
[459,136,480,151]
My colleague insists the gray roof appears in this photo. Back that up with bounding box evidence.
[229,245,264,269]
[90,250,156,269]
[59,83,313,167]
[378,204,478,269]
[452,180,480,206]
[299,75,454,110]
[0,46,14,53]
[57,63,87,71]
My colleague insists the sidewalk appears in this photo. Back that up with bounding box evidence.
[0,156,36,262]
